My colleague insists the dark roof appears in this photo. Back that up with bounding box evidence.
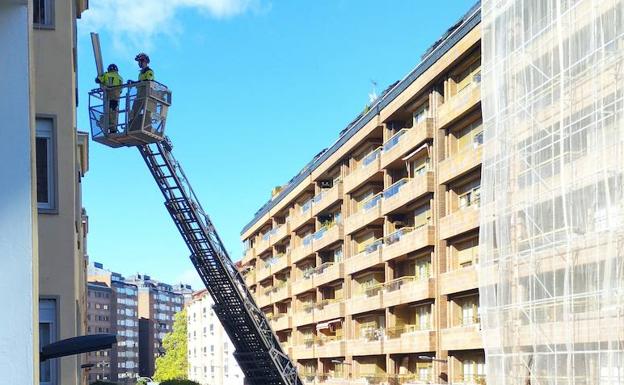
[241,1,481,237]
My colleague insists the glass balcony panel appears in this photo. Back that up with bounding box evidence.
[383,129,408,152]
[384,226,413,246]
[362,147,382,167]
[383,178,409,200]
[362,193,383,212]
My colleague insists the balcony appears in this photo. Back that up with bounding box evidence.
[315,337,346,357]
[243,271,256,288]
[271,314,292,331]
[382,226,435,262]
[438,144,483,184]
[345,243,384,275]
[439,205,480,240]
[312,182,343,216]
[291,201,315,231]
[345,194,383,235]
[269,223,290,246]
[352,374,389,385]
[440,324,482,351]
[313,262,344,287]
[383,277,434,307]
[437,78,481,129]
[313,224,344,253]
[269,253,290,274]
[271,283,292,303]
[348,329,384,355]
[293,340,316,360]
[293,305,315,326]
[439,266,478,295]
[381,173,434,215]
[256,292,272,308]
[256,264,272,282]
[317,374,348,385]
[381,119,434,168]
[292,276,315,295]
[384,327,435,354]
[344,148,382,193]
[242,247,255,265]
[255,235,272,256]
[348,286,383,315]
[314,300,345,323]
[291,236,315,264]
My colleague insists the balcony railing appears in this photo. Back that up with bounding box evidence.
[301,199,313,214]
[360,238,384,254]
[384,227,414,246]
[362,147,382,167]
[302,233,314,246]
[383,276,416,292]
[386,324,429,338]
[363,282,384,297]
[453,374,487,385]
[360,193,383,212]
[383,129,408,152]
[361,327,385,341]
[383,178,409,200]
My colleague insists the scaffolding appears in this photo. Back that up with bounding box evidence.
[479,0,624,384]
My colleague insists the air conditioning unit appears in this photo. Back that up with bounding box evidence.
[319,180,333,189]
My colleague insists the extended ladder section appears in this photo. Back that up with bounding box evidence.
[138,139,301,385]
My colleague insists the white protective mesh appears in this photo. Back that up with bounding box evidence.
[479,0,624,384]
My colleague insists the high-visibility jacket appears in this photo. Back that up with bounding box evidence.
[98,71,123,98]
[138,66,154,81]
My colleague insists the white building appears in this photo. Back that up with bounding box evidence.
[187,290,245,385]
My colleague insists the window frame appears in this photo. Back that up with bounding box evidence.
[39,297,59,385]
[33,0,56,30]
[36,115,58,213]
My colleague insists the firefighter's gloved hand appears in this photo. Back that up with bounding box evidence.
[95,76,101,84]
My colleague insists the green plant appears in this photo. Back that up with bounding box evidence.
[153,309,189,382]
[159,380,201,385]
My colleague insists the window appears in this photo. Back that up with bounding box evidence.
[40,299,57,385]
[36,118,56,211]
[413,103,429,124]
[458,296,479,326]
[457,180,481,210]
[416,305,431,330]
[33,0,54,28]
[454,119,483,153]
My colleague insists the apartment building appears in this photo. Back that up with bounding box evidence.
[125,274,186,378]
[88,263,141,384]
[239,4,483,384]
[187,290,245,385]
[0,1,90,384]
[86,283,114,383]
[478,0,624,384]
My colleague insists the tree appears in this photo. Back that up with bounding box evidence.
[153,308,188,382]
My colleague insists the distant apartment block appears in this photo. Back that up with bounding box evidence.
[125,274,186,378]
[187,290,245,385]
[88,263,140,384]
[86,283,113,383]
[239,3,483,384]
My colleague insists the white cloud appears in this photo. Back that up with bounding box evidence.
[80,0,260,52]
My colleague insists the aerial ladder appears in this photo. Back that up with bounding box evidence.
[88,34,302,385]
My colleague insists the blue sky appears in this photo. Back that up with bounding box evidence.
[77,0,476,288]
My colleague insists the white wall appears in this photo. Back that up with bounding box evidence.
[0,1,37,385]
